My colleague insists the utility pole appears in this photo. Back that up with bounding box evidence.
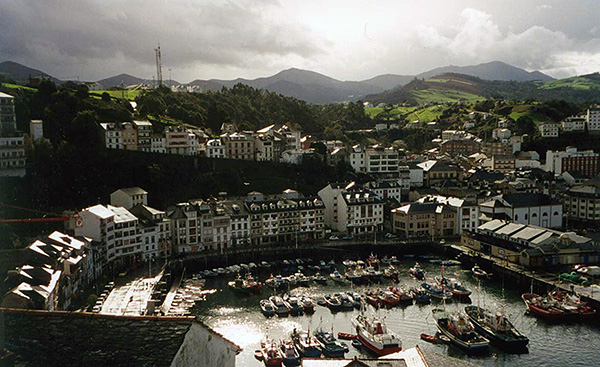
[154,43,163,87]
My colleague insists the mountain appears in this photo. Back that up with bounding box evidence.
[0,61,59,84]
[416,61,554,82]
[97,74,146,89]
[361,74,415,91]
[189,68,384,104]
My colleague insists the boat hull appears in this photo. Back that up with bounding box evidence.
[465,306,529,351]
[355,332,401,356]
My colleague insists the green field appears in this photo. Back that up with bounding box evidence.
[426,78,475,86]
[1,83,37,92]
[540,77,598,90]
[405,105,444,122]
[89,90,142,100]
[410,89,483,104]
[365,106,418,119]
[508,104,551,123]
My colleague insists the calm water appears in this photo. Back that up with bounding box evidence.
[193,258,600,366]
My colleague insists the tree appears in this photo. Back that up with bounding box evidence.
[514,116,535,136]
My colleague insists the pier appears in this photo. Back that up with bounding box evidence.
[445,243,600,312]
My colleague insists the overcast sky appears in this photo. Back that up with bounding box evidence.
[2,0,600,83]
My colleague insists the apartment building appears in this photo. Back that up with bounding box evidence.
[561,115,586,132]
[0,92,26,177]
[491,155,516,173]
[563,179,600,227]
[538,122,560,138]
[350,145,399,174]
[129,204,172,260]
[221,132,255,160]
[364,180,403,202]
[545,147,599,175]
[246,191,325,245]
[133,120,152,152]
[440,139,480,156]
[587,105,600,132]
[206,139,227,158]
[110,187,148,209]
[417,160,462,186]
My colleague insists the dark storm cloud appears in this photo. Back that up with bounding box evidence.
[0,0,325,81]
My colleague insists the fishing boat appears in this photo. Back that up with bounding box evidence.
[436,276,472,298]
[384,265,399,281]
[338,293,355,310]
[378,291,401,307]
[314,330,346,358]
[228,272,263,295]
[408,263,426,280]
[365,266,383,282]
[313,273,327,285]
[266,275,288,290]
[330,270,346,284]
[548,291,597,320]
[343,259,357,267]
[260,299,275,317]
[337,332,357,340]
[421,282,452,301]
[465,305,529,351]
[432,309,489,353]
[389,286,414,304]
[364,289,381,307]
[472,265,490,279]
[294,272,311,287]
[280,339,301,366]
[298,295,315,314]
[420,333,442,344]
[521,293,567,320]
[352,314,402,356]
[269,296,290,317]
[323,294,342,312]
[283,295,303,316]
[346,291,363,309]
[345,268,365,284]
[409,286,431,304]
[351,339,362,348]
[390,256,400,265]
[291,329,321,358]
[367,253,380,268]
[260,339,284,367]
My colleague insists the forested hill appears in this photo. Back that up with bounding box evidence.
[136,84,371,136]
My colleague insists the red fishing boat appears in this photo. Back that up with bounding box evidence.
[521,293,567,320]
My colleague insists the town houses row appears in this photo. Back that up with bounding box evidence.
[538,105,600,137]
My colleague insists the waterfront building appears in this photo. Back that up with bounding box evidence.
[462,219,599,269]
[391,202,457,239]
[246,190,325,245]
[479,193,563,228]
[129,204,172,260]
[416,195,479,235]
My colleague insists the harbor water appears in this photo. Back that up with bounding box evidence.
[193,258,600,366]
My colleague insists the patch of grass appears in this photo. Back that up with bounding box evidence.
[426,78,474,86]
[1,83,36,92]
[508,104,551,123]
[540,77,598,90]
[405,106,444,122]
[365,106,418,119]
[89,90,142,101]
[410,89,483,104]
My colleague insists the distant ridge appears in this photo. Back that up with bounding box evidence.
[0,61,59,84]
[416,61,554,82]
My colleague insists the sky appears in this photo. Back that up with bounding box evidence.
[1,0,600,83]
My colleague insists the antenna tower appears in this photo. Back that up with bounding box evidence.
[154,43,163,87]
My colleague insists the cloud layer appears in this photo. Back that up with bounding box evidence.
[1,0,599,82]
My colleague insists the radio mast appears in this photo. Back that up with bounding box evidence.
[154,43,163,87]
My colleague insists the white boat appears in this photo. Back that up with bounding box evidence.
[352,314,402,356]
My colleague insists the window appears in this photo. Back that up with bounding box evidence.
[514,214,519,221]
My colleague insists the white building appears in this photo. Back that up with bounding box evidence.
[130,204,172,260]
[364,180,403,202]
[479,193,563,228]
[318,182,384,235]
[110,187,148,209]
[75,204,116,267]
[561,115,586,132]
[350,145,399,174]
[0,92,26,177]
[99,123,123,150]
[538,122,559,138]
[29,119,44,141]
[133,120,152,152]
[587,105,600,132]
[150,134,166,153]
[206,139,227,158]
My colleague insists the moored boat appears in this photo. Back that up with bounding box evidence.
[269,296,290,317]
[313,273,327,285]
[465,305,529,351]
[521,293,566,320]
[283,295,303,316]
[228,272,263,295]
[280,339,301,366]
[432,308,489,353]
[548,290,597,320]
[408,262,426,280]
[330,270,346,284]
[323,294,342,312]
[260,299,275,317]
[472,265,490,279]
[314,330,346,358]
[298,295,315,314]
[436,276,472,298]
[261,339,284,367]
[384,265,399,281]
[291,329,321,358]
[421,282,452,301]
[352,314,402,356]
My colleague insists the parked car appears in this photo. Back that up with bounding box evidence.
[329,235,339,241]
